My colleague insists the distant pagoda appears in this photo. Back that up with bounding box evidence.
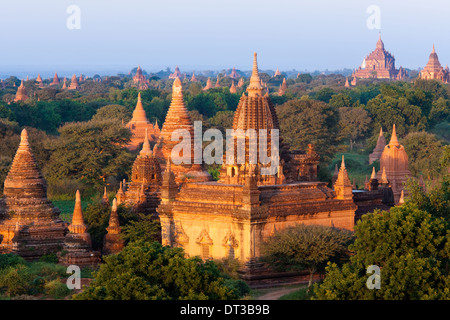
[68,74,80,90]
[353,34,407,80]
[125,92,160,151]
[419,45,449,83]
[14,80,28,102]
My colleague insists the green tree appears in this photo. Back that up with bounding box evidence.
[314,195,450,300]
[401,131,445,178]
[73,241,249,300]
[43,119,133,187]
[277,99,342,164]
[262,224,354,293]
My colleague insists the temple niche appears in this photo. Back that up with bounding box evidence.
[157,53,357,269]
[0,129,67,260]
[125,92,160,151]
[419,45,449,83]
[352,34,408,80]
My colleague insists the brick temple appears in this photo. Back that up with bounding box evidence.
[0,129,67,260]
[419,45,449,83]
[157,53,360,266]
[352,34,407,80]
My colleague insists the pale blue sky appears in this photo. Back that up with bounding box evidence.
[1,0,450,77]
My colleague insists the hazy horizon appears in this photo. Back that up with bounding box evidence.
[1,0,450,77]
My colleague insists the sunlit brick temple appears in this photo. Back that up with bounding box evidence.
[0,129,67,260]
[157,53,360,268]
[352,34,407,80]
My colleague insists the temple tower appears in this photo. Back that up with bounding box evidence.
[58,190,100,267]
[69,74,80,90]
[0,129,66,259]
[377,124,411,203]
[103,199,125,255]
[14,80,28,102]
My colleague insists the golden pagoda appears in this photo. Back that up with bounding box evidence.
[153,77,211,183]
[125,92,160,151]
[377,124,411,203]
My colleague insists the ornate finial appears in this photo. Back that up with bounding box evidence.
[140,128,152,156]
[398,190,405,205]
[20,129,29,146]
[432,44,435,53]
[379,127,383,136]
[390,124,399,145]
[371,167,376,179]
[341,155,346,169]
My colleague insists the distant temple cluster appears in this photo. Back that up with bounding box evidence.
[0,52,418,276]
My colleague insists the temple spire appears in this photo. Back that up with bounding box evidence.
[140,128,152,157]
[69,190,87,234]
[130,92,149,123]
[371,167,376,179]
[247,52,263,97]
[389,124,399,146]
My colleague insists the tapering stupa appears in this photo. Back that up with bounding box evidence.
[125,92,161,151]
[377,124,411,203]
[203,78,213,91]
[237,77,245,88]
[230,81,237,93]
[68,74,80,90]
[62,77,67,89]
[215,76,221,88]
[103,199,125,255]
[0,129,67,260]
[50,72,60,86]
[58,190,100,267]
[153,77,211,183]
[191,72,198,82]
[14,80,28,102]
[419,45,449,83]
[369,127,386,164]
[36,74,44,88]
[274,67,281,77]
[278,78,287,96]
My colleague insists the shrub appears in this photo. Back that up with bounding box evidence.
[44,280,71,299]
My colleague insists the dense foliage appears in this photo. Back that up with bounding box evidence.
[73,241,249,300]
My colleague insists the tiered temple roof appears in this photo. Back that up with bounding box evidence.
[353,34,407,80]
[169,66,182,79]
[0,129,67,260]
[153,77,211,183]
[419,45,449,83]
